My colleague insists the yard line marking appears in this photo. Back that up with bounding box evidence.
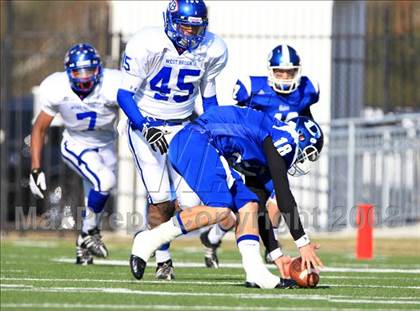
[1,284,33,289]
[1,277,239,286]
[53,258,420,274]
[2,285,420,305]
[3,276,420,290]
[0,303,331,311]
[322,283,420,290]
[143,272,420,281]
[12,240,58,248]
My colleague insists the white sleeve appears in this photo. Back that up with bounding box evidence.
[200,77,216,98]
[119,35,148,93]
[204,43,228,81]
[103,69,123,107]
[200,39,228,97]
[39,76,59,117]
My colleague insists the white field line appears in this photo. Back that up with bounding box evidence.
[3,276,420,290]
[1,277,238,286]
[1,284,420,305]
[54,258,420,274]
[4,269,420,281]
[12,240,59,248]
[0,302,330,311]
[2,276,420,297]
[145,273,419,281]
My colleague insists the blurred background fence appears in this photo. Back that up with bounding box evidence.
[1,0,419,233]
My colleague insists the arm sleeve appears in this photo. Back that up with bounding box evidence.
[263,136,306,241]
[117,89,146,130]
[117,35,149,129]
[233,77,251,105]
[202,95,218,112]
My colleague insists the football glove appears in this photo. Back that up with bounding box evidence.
[142,126,169,155]
[29,168,46,199]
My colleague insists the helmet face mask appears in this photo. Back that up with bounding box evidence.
[64,43,102,94]
[164,0,208,51]
[287,117,323,177]
[267,44,302,94]
[288,145,320,177]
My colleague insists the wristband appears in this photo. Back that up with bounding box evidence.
[295,234,311,248]
[268,247,284,261]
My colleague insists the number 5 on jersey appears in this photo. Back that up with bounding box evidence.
[150,66,200,103]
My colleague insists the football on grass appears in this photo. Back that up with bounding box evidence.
[289,257,320,288]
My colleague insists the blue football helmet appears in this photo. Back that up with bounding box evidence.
[267,44,302,94]
[64,43,102,94]
[164,0,208,51]
[287,116,323,176]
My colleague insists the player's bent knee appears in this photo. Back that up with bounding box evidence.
[219,211,236,231]
[216,207,232,222]
[148,201,175,228]
[98,168,116,193]
[240,201,259,213]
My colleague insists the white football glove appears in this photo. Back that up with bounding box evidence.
[29,169,46,199]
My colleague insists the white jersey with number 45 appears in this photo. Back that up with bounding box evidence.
[120,26,228,120]
[39,69,122,147]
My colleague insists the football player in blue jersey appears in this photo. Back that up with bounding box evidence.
[234,44,319,121]
[129,105,324,288]
[200,44,321,268]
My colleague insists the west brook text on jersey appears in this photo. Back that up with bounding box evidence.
[39,69,122,147]
[120,27,228,120]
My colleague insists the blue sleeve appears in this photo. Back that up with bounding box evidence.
[233,79,250,105]
[117,89,146,130]
[264,179,274,194]
[202,95,218,112]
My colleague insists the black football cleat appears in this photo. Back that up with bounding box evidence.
[77,228,108,258]
[245,278,297,289]
[130,255,147,280]
[155,259,175,280]
[275,278,298,289]
[75,244,93,265]
[244,281,260,288]
[200,229,221,268]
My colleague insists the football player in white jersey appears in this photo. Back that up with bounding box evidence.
[29,43,122,264]
[117,0,228,279]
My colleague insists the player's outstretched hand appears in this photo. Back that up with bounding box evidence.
[298,243,324,272]
[274,255,292,279]
[142,126,169,155]
[29,168,46,199]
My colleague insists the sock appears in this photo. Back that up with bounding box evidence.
[95,211,104,229]
[208,223,228,244]
[237,235,280,289]
[132,217,183,261]
[82,207,97,233]
[156,243,171,264]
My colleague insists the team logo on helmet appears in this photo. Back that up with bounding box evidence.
[168,0,178,12]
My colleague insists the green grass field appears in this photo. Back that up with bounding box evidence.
[1,232,420,310]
